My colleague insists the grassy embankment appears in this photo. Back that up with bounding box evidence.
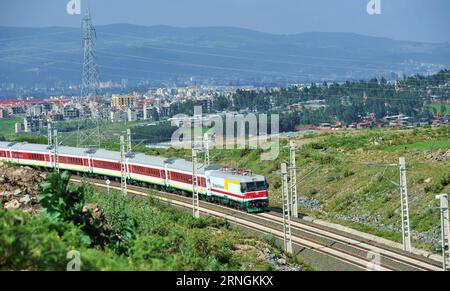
[1,175,310,271]
[132,126,449,251]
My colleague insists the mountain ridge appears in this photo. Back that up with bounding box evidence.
[0,24,449,87]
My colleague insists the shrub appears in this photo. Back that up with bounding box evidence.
[343,170,355,178]
[424,183,444,194]
[39,171,87,223]
[308,188,318,196]
[440,173,449,187]
[0,209,87,270]
[319,155,337,165]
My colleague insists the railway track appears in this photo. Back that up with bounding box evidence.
[71,176,443,271]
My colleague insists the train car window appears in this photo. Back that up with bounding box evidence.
[133,165,161,177]
[94,160,121,171]
[170,171,192,183]
[241,181,267,193]
[12,152,25,159]
[68,157,83,165]
[30,153,45,161]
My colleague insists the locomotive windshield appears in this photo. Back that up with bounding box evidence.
[241,180,268,192]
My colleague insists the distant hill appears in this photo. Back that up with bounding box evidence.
[0,24,449,86]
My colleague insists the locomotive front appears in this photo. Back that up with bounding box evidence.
[239,175,270,213]
[208,168,269,213]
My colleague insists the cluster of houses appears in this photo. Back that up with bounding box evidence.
[317,113,449,131]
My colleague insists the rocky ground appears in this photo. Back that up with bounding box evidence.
[0,163,106,222]
[299,200,441,246]
[422,149,450,162]
[0,162,48,214]
[234,239,302,271]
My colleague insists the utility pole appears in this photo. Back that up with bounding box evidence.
[47,123,53,146]
[53,130,59,173]
[120,135,127,195]
[436,194,449,271]
[105,179,111,196]
[289,141,298,218]
[204,133,210,166]
[192,148,200,218]
[281,163,293,254]
[399,157,412,252]
[127,128,132,153]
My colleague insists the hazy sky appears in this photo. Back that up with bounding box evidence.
[0,0,449,43]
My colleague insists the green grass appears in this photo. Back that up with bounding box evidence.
[0,181,312,271]
[56,120,147,146]
[428,103,450,115]
[0,117,22,137]
[385,140,450,152]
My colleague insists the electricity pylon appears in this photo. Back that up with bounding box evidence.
[77,8,102,149]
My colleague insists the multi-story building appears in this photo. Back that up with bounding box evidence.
[22,116,48,133]
[27,105,44,117]
[111,94,137,108]
[110,109,128,123]
[196,97,213,113]
[0,108,8,119]
[63,106,80,119]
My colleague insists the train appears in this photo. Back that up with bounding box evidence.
[0,141,269,213]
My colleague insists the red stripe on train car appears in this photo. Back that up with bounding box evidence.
[244,191,269,199]
[211,188,244,199]
[212,188,269,200]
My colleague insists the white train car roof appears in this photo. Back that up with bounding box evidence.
[0,141,15,149]
[166,158,193,172]
[59,146,90,157]
[0,141,18,150]
[209,170,266,183]
[0,141,91,158]
[0,142,50,153]
[165,158,223,175]
[128,153,167,168]
[90,148,121,162]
